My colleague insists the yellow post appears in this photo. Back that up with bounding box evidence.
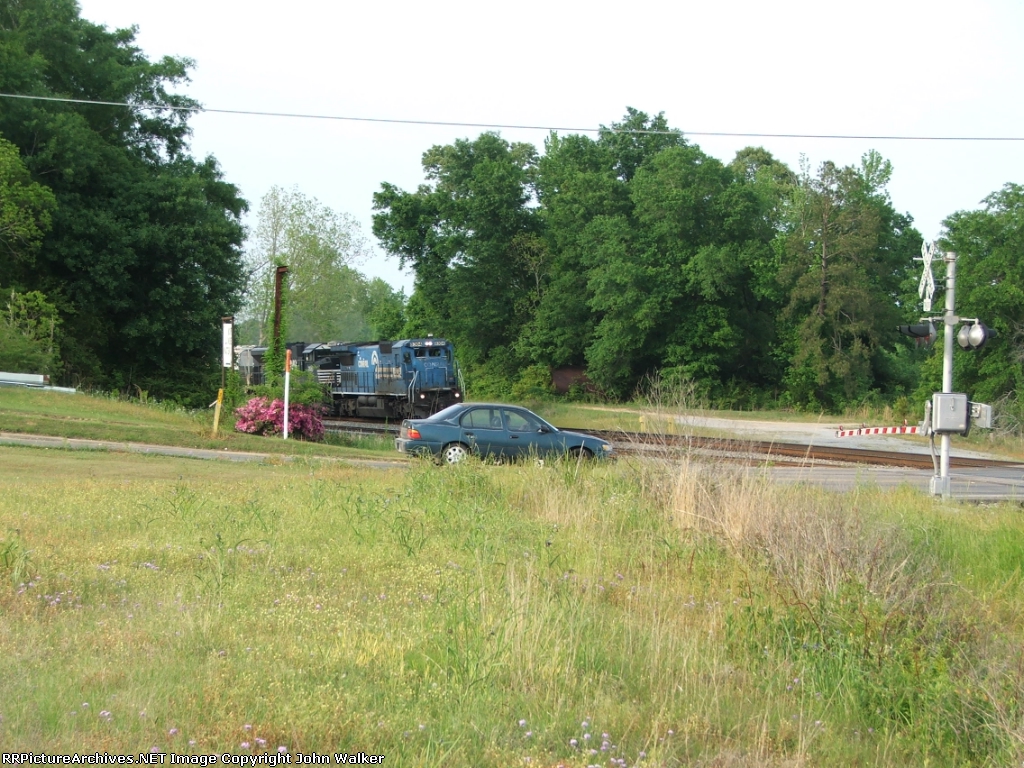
[212,387,224,437]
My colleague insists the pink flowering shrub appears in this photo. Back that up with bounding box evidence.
[234,397,325,441]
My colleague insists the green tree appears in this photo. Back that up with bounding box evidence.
[0,287,61,374]
[581,144,778,397]
[518,132,625,370]
[0,0,246,402]
[520,111,686,386]
[373,133,541,366]
[779,153,920,409]
[936,184,1024,406]
[0,137,56,287]
[363,278,405,340]
[242,186,374,345]
[525,113,780,399]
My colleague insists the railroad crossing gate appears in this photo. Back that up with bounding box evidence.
[835,426,920,438]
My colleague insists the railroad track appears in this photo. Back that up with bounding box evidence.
[323,418,399,436]
[575,429,1023,470]
[322,419,1022,470]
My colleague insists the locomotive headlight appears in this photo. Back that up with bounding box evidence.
[455,392,460,398]
[420,393,425,399]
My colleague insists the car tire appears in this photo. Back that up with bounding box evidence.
[441,442,470,465]
[569,446,593,460]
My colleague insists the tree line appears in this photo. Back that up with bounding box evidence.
[373,110,1024,414]
[0,0,400,405]
[1,1,1021,417]
[0,0,244,403]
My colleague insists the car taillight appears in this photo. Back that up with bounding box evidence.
[407,428,421,440]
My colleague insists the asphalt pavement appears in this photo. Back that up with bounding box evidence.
[674,413,1024,500]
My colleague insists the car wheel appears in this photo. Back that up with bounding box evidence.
[569,446,593,460]
[441,442,470,464]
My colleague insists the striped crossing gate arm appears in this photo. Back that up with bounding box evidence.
[834,426,921,438]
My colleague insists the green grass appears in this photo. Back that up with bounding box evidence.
[3,441,1024,765]
[0,388,394,458]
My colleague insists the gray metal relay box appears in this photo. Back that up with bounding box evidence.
[970,401,993,429]
[932,393,969,434]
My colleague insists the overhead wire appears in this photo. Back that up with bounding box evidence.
[1,92,1023,141]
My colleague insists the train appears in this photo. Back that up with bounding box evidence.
[237,337,464,419]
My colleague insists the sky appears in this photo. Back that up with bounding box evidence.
[75,0,1024,295]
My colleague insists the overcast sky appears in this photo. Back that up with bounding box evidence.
[76,0,1024,294]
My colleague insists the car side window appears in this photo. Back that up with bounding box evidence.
[462,408,501,430]
[505,410,540,432]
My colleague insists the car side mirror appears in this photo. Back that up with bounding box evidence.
[538,426,550,434]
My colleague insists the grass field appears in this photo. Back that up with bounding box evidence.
[3,390,1024,764]
[0,388,394,457]
[2,444,1024,764]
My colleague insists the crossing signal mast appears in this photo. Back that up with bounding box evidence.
[899,241,996,498]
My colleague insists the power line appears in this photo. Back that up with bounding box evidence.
[2,91,1023,142]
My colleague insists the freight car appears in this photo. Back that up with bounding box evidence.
[238,337,464,419]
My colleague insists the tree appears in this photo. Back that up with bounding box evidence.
[779,153,920,408]
[363,278,405,340]
[373,133,541,365]
[0,287,61,374]
[517,132,624,370]
[938,184,1024,405]
[0,136,56,287]
[526,113,779,399]
[581,144,778,397]
[520,110,688,386]
[240,186,379,346]
[0,0,247,402]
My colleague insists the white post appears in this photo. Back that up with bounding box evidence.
[283,348,291,440]
[932,251,957,499]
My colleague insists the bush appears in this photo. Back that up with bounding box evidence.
[510,364,554,401]
[234,397,325,441]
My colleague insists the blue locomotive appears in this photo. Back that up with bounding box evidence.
[239,338,464,419]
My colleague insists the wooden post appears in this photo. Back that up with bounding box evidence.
[272,266,288,368]
[212,388,224,437]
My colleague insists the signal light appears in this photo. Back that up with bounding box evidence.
[897,322,937,345]
[957,322,997,350]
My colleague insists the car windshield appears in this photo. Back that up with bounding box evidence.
[425,404,465,422]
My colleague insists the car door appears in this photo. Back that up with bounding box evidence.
[459,407,507,458]
[502,408,559,459]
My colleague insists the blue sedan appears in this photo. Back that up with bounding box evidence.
[395,403,614,464]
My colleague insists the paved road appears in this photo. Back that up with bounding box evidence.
[672,413,1024,500]
[770,463,1024,501]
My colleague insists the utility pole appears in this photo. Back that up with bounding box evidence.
[931,251,957,498]
[905,243,996,499]
[272,265,288,352]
